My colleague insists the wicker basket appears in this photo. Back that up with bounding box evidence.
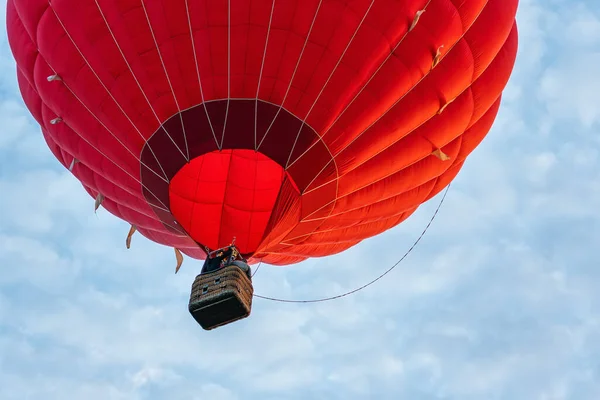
[188,264,254,330]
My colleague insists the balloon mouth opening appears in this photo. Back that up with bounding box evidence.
[168,149,296,255]
[137,99,336,258]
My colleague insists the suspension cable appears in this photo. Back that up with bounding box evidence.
[252,184,450,303]
[251,261,261,278]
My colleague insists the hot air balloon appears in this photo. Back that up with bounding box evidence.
[7,0,519,329]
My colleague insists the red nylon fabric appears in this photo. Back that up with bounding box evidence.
[7,0,519,265]
[169,150,286,254]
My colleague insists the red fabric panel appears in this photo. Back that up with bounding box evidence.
[7,0,519,266]
[169,150,285,254]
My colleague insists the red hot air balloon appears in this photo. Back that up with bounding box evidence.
[7,0,519,267]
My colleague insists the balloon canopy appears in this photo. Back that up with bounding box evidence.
[7,0,519,265]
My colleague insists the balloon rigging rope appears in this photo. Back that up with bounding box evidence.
[251,183,451,303]
[251,261,262,278]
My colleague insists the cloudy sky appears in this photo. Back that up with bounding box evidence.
[1,0,599,399]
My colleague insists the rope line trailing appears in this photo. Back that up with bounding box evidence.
[252,184,451,303]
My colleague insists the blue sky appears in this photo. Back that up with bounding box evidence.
[1,0,600,399]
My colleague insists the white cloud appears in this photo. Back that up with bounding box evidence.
[539,52,600,128]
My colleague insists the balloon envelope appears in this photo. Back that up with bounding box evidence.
[7,0,519,265]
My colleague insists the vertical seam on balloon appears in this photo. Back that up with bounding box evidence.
[254,0,276,150]
[52,124,167,210]
[40,69,170,189]
[92,0,189,164]
[46,3,169,180]
[88,171,168,226]
[300,0,490,196]
[11,3,42,97]
[319,162,450,228]
[217,151,235,247]
[252,170,295,255]
[241,13,252,98]
[287,195,420,242]
[301,122,467,220]
[255,0,324,151]
[245,153,260,252]
[287,169,451,243]
[303,115,470,223]
[23,52,176,221]
[9,4,42,90]
[14,5,193,245]
[40,121,69,169]
[144,97,325,158]
[34,5,53,46]
[323,37,475,203]
[187,153,208,242]
[273,240,359,254]
[140,0,190,161]
[261,3,301,119]
[44,105,181,222]
[287,0,438,241]
[284,209,411,243]
[77,161,165,220]
[254,0,340,245]
[290,0,430,245]
[219,0,232,150]
[327,0,486,158]
[302,93,463,199]
[285,0,435,171]
[465,27,513,128]
[284,0,376,169]
[288,0,482,171]
[184,0,220,149]
[44,2,171,183]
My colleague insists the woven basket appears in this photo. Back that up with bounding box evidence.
[188,264,254,330]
